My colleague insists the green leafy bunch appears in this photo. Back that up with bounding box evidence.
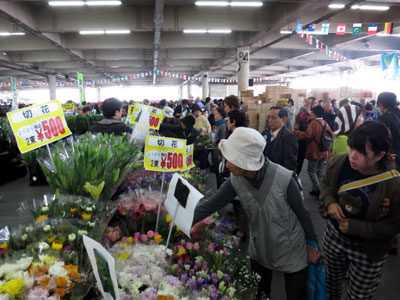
[65,114,103,135]
[38,133,142,202]
[0,117,13,141]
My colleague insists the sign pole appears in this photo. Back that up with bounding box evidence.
[155,172,165,233]
[165,202,179,250]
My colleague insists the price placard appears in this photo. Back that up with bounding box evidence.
[62,103,75,114]
[7,100,72,153]
[129,104,164,130]
[144,136,187,172]
[185,144,195,170]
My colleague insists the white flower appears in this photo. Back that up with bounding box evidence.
[217,270,224,280]
[38,241,49,250]
[227,287,236,298]
[78,230,88,236]
[41,206,49,212]
[68,233,76,242]
[21,234,28,241]
[26,226,33,233]
[43,225,51,232]
[85,207,93,212]
[0,293,10,300]
[49,261,68,278]
[88,222,95,228]
[22,271,34,289]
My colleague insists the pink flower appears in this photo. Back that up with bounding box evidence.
[111,231,120,242]
[193,242,200,250]
[180,239,186,245]
[208,242,214,252]
[140,234,148,242]
[186,242,193,250]
[146,230,155,239]
[134,232,140,240]
[203,217,213,225]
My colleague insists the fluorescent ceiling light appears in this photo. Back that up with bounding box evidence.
[0,32,26,36]
[105,30,131,34]
[280,30,293,34]
[328,3,345,9]
[230,2,263,6]
[195,1,229,6]
[49,1,85,6]
[183,29,208,33]
[86,1,121,5]
[79,30,105,34]
[208,29,232,33]
[351,5,389,10]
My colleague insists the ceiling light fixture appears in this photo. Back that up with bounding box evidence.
[183,29,208,33]
[195,1,229,6]
[351,5,389,10]
[328,3,345,9]
[79,30,105,34]
[208,29,232,33]
[230,2,263,7]
[0,32,26,36]
[105,30,131,34]
[49,1,85,6]
[86,1,121,6]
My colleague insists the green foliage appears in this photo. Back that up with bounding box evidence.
[65,114,103,135]
[38,133,142,202]
[0,117,13,141]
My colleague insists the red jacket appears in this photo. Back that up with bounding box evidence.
[295,118,333,160]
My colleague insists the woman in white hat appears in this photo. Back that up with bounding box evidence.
[193,127,319,300]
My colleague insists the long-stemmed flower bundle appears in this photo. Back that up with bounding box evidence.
[38,134,143,202]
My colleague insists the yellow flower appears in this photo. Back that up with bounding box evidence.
[122,245,129,249]
[176,249,186,257]
[52,242,63,251]
[118,252,132,260]
[0,242,7,249]
[35,215,48,223]
[41,255,57,265]
[166,215,172,223]
[154,235,163,244]
[70,208,77,213]
[0,278,24,296]
[81,213,91,220]
[48,235,57,243]
[127,237,134,243]
[176,226,181,232]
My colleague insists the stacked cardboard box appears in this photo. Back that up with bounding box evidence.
[240,90,254,98]
[247,110,259,130]
[258,112,267,133]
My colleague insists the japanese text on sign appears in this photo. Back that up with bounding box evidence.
[129,104,164,130]
[62,103,75,114]
[7,100,72,153]
[144,136,187,172]
[186,144,195,170]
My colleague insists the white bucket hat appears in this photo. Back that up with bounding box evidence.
[164,106,174,118]
[219,127,266,171]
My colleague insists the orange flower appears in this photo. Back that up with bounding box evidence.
[63,265,81,280]
[29,265,49,277]
[35,215,48,223]
[55,288,67,297]
[39,276,51,284]
[55,277,68,288]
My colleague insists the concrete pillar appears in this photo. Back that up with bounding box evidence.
[201,71,209,99]
[187,81,193,99]
[237,46,250,93]
[48,75,56,100]
[96,87,102,102]
[178,85,183,100]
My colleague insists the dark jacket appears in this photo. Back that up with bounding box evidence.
[378,109,400,169]
[173,105,190,118]
[320,153,400,262]
[159,123,199,145]
[264,125,298,171]
[88,118,132,136]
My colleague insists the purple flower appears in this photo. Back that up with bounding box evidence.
[194,261,202,270]
[163,275,182,287]
[120,295,132,300]
[223,274,230,282]
[180,274,188,283]
[210,273,218,284]
[196,277,204,285]
[189,269,195,277]
[210,285,219,299]
[221,296,230,300]
[188,279,197,288]
[137,288,157,300]
[202,265,209,272]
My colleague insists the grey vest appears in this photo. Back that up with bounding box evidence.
[231,161,307,273]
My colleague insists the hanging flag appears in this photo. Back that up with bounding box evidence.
[320,42,324,51]
[326,46,329,55]
[321,23,330,35]
[368,23,378,35]
[329,49,333,57]
[309,35,313,45]
[341,56,344,62]
[336,23,346,35]
[384,22,393,35]
[306,34,310,43]
[296,22,303,33]
[308,24,316,32]
[333,51,337,59]
[315,39,319,49]
[352,23,362,35]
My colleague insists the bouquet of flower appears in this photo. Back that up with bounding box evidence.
[0,255,85,300]
[194,135,213,150]
[110,235,187,300]
[38,134,142,202]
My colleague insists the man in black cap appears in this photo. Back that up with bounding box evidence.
[294,105,333,196]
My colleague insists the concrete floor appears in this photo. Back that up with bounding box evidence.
[0,161,399,299]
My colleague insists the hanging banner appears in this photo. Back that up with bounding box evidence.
[77,72,85,104]
[144,136,187,172]
[62,103,75,114]
[7,100,72,153]
[381,53,400,79]
[10,76,18,109]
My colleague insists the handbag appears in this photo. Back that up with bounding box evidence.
[307,241,327,300]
